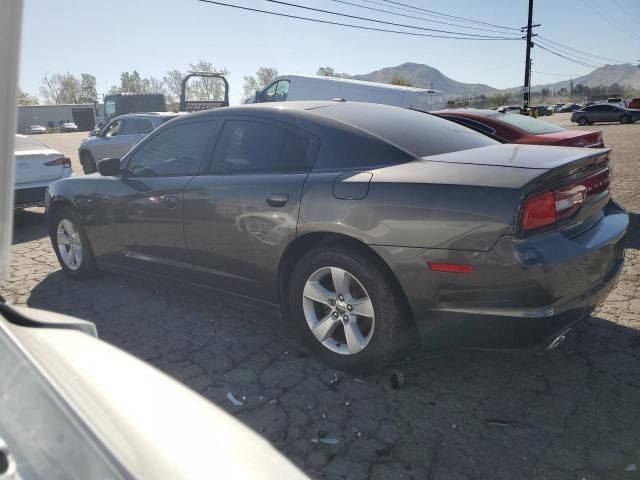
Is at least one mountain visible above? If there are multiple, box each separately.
[530,64,640,92]
[351,62,500,98]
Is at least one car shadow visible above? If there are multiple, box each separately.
[626,212,640,250]
[23,254,640,478]
[12,208,48,245]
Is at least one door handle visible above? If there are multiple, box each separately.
[161,195,178,209]
[266,193,289,207]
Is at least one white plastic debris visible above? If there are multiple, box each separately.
[354,378,364,383]
[625,464,637,472]
[318,438,339,445]
[330,374,339,385]
[226,392,244,406]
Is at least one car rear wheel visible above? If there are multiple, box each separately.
[80,151,97,174]
[289,247,410,372]
[577,117,589,126]
[620,114,631,124]
[49,207,98,279]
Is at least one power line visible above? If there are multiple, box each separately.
[581,0,639,42]
[377,0,520,31]
[327,0,516,35]
[263,0,520,39]
[538,35,631,64]
[197,0,521,40]
[535,42,603,69]
[532,70,583,77]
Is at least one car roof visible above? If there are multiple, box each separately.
[434,108,501,118]
[117,112,184,120]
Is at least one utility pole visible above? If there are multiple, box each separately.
[521,0,540,109]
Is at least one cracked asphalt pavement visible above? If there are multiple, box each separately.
[2,115,640,479]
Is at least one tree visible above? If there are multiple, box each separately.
[488,93,513,108]
[390,75,412,87]
[316,66,349,78]
[540,87,551,99]
[39,73,81,104]
[242,66,279,101]
[79,73,97,103]
[163,69,184,104]
[17,88,38,105]
[187,60,229,101]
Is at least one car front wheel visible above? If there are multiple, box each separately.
[620,114,631,124]
[80,151,97,174]
[577,117,589,126]
[49,207,98,278]
[289,247,411,372]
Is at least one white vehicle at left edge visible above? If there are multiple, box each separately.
[14,134,72,209]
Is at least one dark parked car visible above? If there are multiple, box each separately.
[45,101,628,372]
[571,104,640,125]
[496,105,526,114]
[559,103,581,113]
[434,109,604,147]
[528,105,552,116]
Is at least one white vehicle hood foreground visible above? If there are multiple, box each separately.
[0,304,308,480]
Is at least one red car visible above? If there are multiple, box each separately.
[628,98,640,109]
[433,109,604,148]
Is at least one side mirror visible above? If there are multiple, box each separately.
[97,158,122,176]
[254,90,264,103]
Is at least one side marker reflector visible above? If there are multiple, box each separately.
[428,262,473,274]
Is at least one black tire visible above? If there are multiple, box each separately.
[49,206,99,279]
[577,117,589,126]
[620,114,631,124]
[288,246,412,373]
[80,151,97,174]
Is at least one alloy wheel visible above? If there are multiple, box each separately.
[302,266,375,355]
[57,218,83,271]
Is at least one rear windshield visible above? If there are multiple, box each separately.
[493,113,564,135]
[313,103,497,157]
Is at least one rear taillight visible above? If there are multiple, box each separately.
[45,156,71,168]
[521,167,610,233]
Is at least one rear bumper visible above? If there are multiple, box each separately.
[372,201,628,350]
[14,186,48,208]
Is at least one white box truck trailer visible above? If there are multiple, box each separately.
[250,75,445,112]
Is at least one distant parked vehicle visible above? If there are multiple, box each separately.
[78,112,180,174]
[628,98,640,109]
[14,134,72,208]
[250,74,446,112]
[88,119,109,137]
[571,104,640,125]
[496,105,526,114]
[104,92,167,119]
[553,103,564,113]
[559,103,581,113]
[606,97,625,107]
[434,109,604,147]
[528,105,552,116]
[25,124,46,134]
[60,122,78,132]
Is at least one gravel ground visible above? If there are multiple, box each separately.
[3,114,639,479]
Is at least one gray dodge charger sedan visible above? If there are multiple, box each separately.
[45,102,628,372]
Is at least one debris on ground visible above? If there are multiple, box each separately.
[226,392,244,406]
[354,378,364,383]
[268,398,278,405]
[318,430,327,438]
[485,418,513,427]
[318,438,339,445]
[390,370,404,390]
[625,464,637,471]
[328,373,340,391]
[352,427,362,438]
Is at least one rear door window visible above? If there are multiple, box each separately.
[208,119,314,174]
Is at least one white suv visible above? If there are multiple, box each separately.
[78,113,179,174]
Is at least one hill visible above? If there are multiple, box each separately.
[351,62,500,98]
[530,64,640,92]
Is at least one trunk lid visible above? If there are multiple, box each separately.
[15,149,65,184]
[534,130,603,148]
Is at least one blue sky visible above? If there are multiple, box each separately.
[19,0,639,102]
